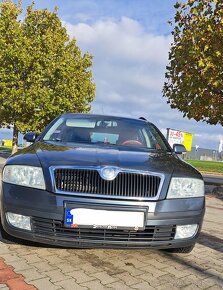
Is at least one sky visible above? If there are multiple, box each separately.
[1,0,222,150]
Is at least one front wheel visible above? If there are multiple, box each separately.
[0,219,15,243]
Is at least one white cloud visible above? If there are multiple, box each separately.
[194,133,223,143]
[63,17,222,150]
[65,17,171,64]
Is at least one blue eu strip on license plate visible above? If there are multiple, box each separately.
[65,209,73,225]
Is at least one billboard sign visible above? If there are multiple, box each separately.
[167,128,193,151]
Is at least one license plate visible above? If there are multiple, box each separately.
[65,208,145,230]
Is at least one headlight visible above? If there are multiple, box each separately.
[167,177,204,199]
[3,165,45,190]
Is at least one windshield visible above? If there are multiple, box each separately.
[43,116,169,151]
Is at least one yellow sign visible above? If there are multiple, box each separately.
[167,128,193,151]
[183,132,193,151]
[3,139,12,147]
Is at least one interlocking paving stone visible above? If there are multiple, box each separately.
[41,270,69,283]
[55,278,88,290]
[67,270,96,284]
[106,281,133,290]
[30,277,62,290]
[22,268,46,283]
[81,280,114,290]
[132,281,159,290]
[113,272,143,286]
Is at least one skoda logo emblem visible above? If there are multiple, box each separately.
[100,167,118,181]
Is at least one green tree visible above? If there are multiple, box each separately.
[0,1,95,153]
[163,0,223,126]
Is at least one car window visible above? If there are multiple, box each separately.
[91,132,119,144]
[43,116,169,151]
[43,117,65,141]
[66,119,96,128]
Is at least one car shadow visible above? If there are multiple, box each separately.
[198,232,223,253]
[0,152,10,159]
[211,191,223,200]
[206,190,223,201]
[0,219,51,248]
[163,250,223,286]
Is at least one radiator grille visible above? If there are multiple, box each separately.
[53,168,161,198]
[32,217,176,244]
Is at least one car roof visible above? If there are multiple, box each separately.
[60,113,152,125]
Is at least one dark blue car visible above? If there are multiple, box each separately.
[0,114,205,252]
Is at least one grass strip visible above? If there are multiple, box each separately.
[0,146,12,153]
[186,159,223,174]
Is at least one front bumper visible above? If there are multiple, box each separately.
[0,183,205,249]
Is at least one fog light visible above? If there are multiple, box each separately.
[175,224,198,239]
[6,212,31,231]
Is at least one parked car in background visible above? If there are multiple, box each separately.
[0,114,205,252]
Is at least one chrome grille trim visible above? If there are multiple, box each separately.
[49,166,165,201]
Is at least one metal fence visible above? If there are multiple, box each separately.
[185,147,223,161]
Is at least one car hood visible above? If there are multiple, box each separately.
[7,141,202,194]
[7,142,200,178]
[28,142,197,177]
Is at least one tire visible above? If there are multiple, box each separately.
[163,244,195,254]
[0,218,26,244]
[0,218,46,247]
[0,220,15,243]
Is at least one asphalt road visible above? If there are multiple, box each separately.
[203,175,223,186]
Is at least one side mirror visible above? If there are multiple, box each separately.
[23,132,38,143]
[173,144,187,154]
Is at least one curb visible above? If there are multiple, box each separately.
[212,186,223,194]
[201,171,223,177]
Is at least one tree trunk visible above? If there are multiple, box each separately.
[11,123,18,154]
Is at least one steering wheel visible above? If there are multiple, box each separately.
[121,140,143,146]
